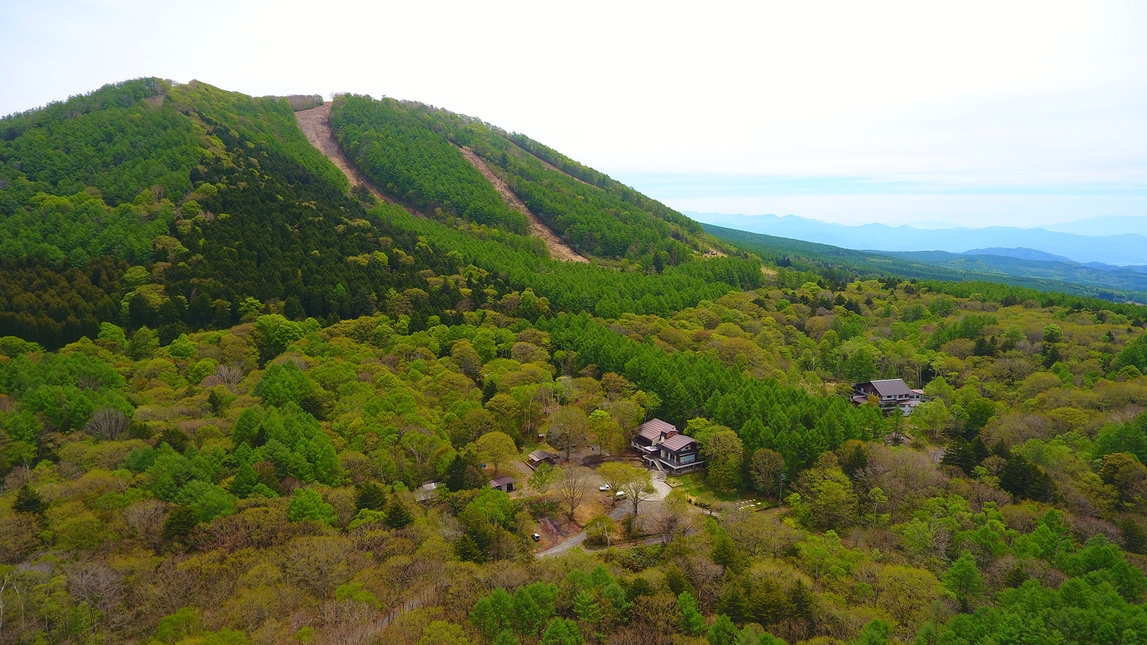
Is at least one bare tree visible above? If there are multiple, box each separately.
[123,499,167,551]
[620,468,655,517]
[653,491,693,544]
[554,466,591,521]
[65,562,124,630]
[84,408,129,440]
[201,363,245,389]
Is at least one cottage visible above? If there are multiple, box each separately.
[851,378,924,415]
[631,418,677,453]
[414,481,439,503]
[655,433,704,475]
[489,476,515,493]
[631,418,706,474]
[527,449,560,469]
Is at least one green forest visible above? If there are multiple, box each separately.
[2,78,1147,645]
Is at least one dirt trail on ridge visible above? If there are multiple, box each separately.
[296,103,589,264]
[295,103,401,207]
[457,146,589,263]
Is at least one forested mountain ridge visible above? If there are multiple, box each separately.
[3,78,1147,645]
[328,94,724,266]
[0,80,749,351]
[705,223,1147,306]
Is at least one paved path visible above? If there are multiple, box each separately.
[537,471,671,558]
[537,505,629,558]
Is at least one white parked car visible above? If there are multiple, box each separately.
[599,484,611,491]
[614,490,626,499]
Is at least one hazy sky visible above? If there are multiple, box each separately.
[3,0,1145,227]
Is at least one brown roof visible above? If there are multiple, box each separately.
[660,434,696,452]
[861,379,914,397]
[529,450,558,461]
[490,476,515,487]
[637,418,676,441]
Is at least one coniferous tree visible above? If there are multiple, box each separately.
[13,485,47,515]
[355,482,388,511]
[943,552,984,612]
[384,496,413,529]
[229,462,258,498]
[677,591,706,636]
[162,504,197,540]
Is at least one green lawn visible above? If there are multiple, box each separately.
[666,472,743,503]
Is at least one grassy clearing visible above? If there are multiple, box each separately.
[666,472,742,503]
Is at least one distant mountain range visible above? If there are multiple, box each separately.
[688,212,1147,266]
[702,223,1147,304]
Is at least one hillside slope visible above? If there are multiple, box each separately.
[0,79,758,349]
[4,78,1147,645]
[328,95,725,267]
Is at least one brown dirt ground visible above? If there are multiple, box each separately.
[295,103,409,210]
[457,146,589,264]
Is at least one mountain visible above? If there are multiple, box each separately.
[689,211,1147,265]
[0,79,753,350]
[960,247,1075,263]
[5,78,1147,645]
[702,223,1147,304]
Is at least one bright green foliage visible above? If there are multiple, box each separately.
[334,95,717,263]
[6,75,1147,645]
[0,79,199,207]
[853,618,891,645]
[331,95,528,234]
[677,591,706,636]
[0,192,174,265]
[228,403,341,485]
[703,429,744,491]
[738,627,787,645]
[707,614,739,645]
[790,453,860,530]
[943,552,985,612]
[931,576,1147,644]
[230,461,259,498]
[254,315,306,362]
[518,583,559,637]
[546,313,879,464]
[154,607,201,643]
[1115,334,1147,373]
[540,617,582,645]
[471,588,515,639]
[177,480,238,523]
[492,631,520,645]
[573,590,603,627]
[288,488,336,524]
[334,582,381,608]
[476,430,518,476]
[457,488,519,562]
[418,620,472,645]
[254,361,314,407]
[0,351,130,432]
[507,133,708,263]
[1095,414,1147,463]
[528,462,555,494]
